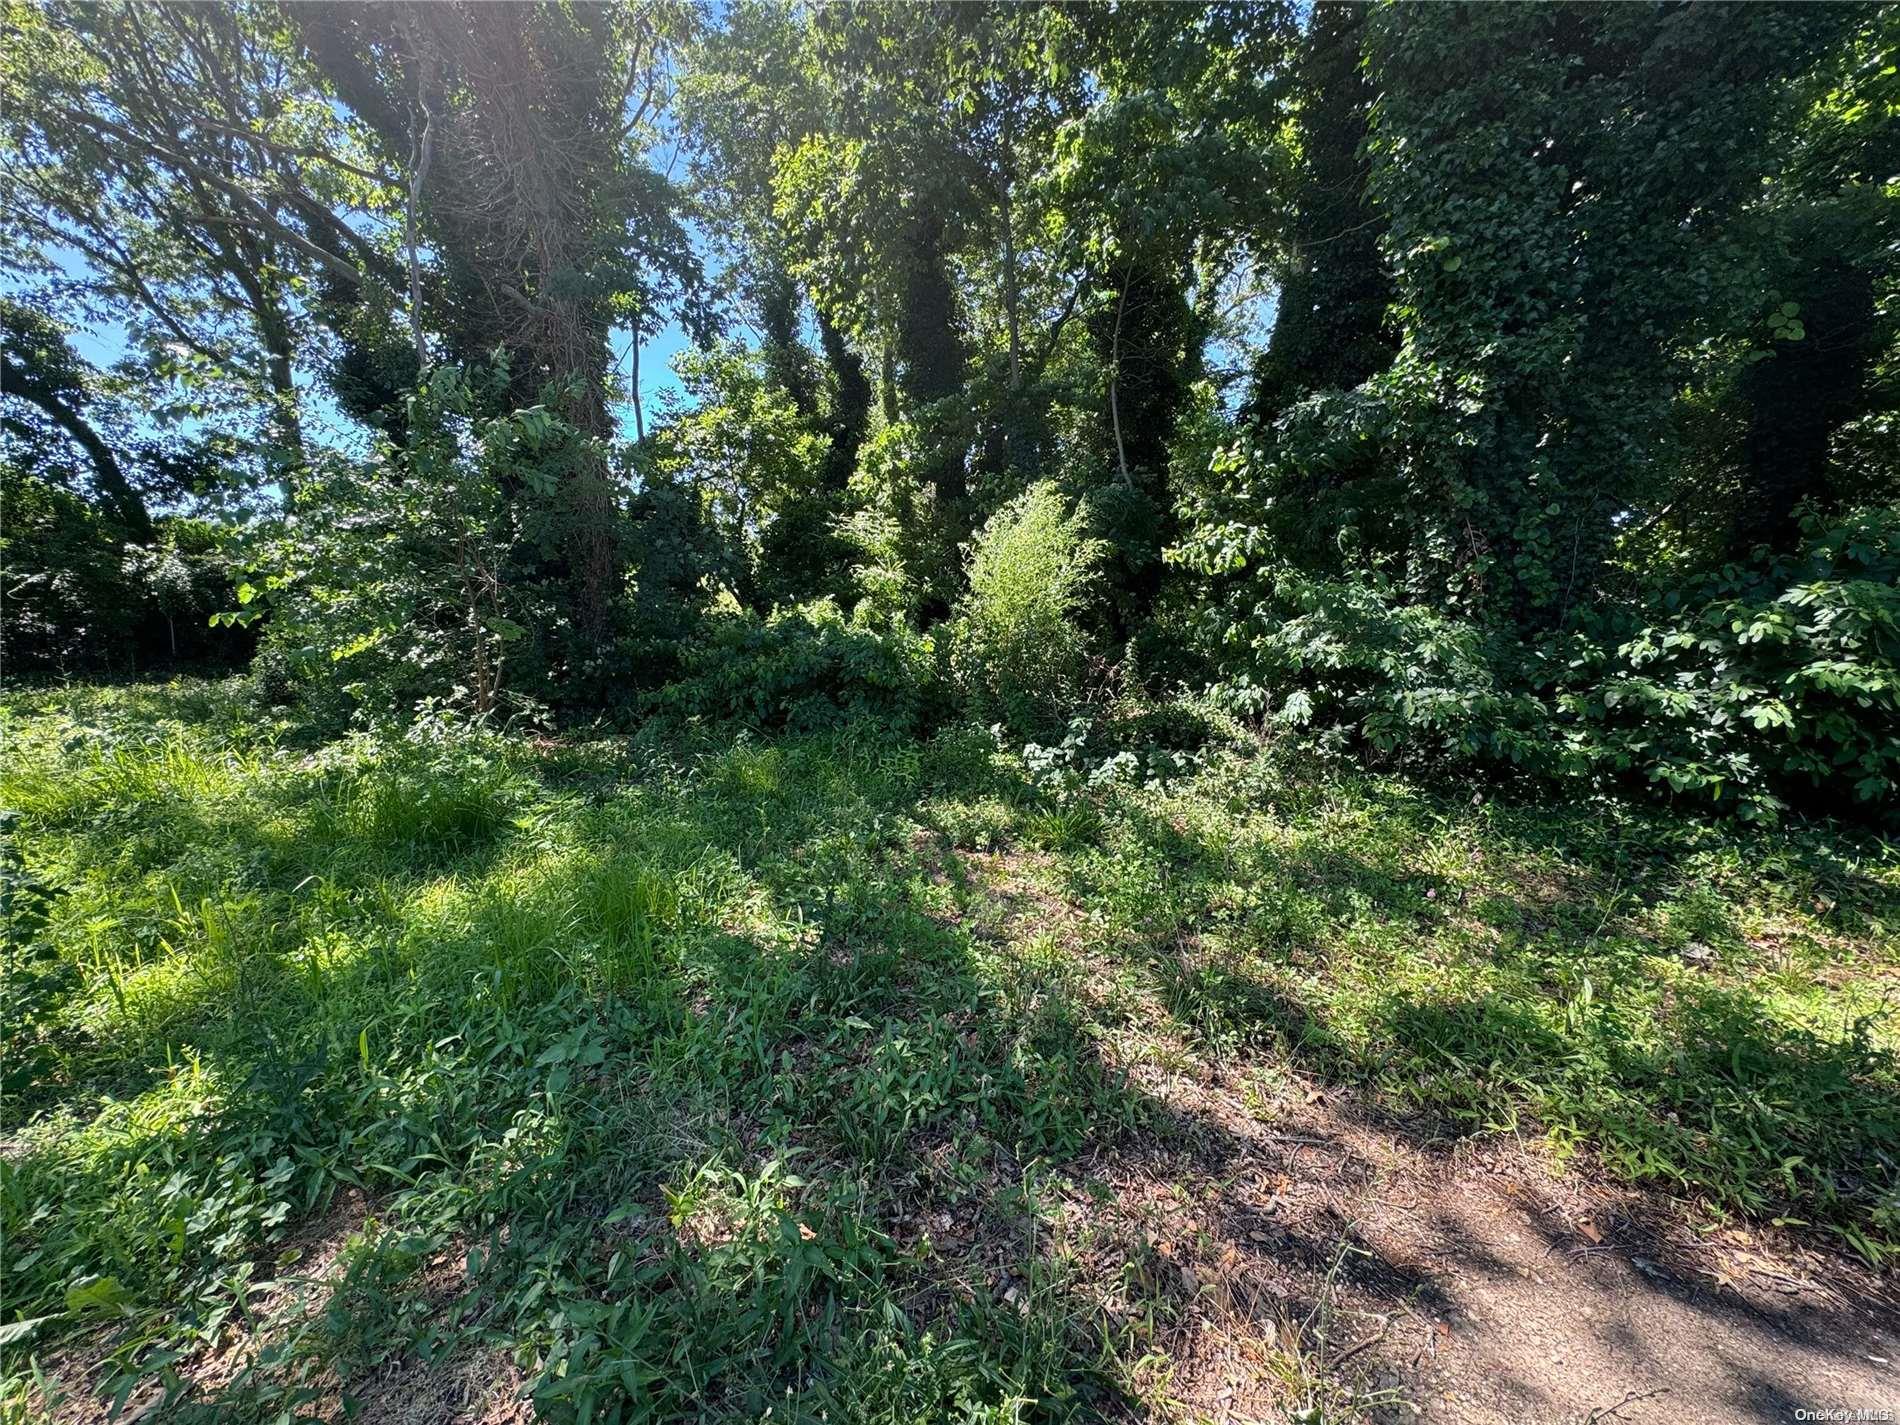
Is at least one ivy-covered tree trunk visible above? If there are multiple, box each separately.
[1087,244,1200,633]
[756,262,817,422]
[890,199,973,620]
[815,307,872,493]
[1245,0,1393,425]
[894,203,968,500]
[1363,0,1857,630]
[293,0,686,661]
[1736,212,1885,554]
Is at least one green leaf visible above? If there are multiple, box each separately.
[65,1275,133,1316]
[0,1315,61,1346]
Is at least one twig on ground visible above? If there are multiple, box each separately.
[1583,1386,1668,1424]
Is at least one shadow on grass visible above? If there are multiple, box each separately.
[1079,790,1900,1260]
[6,725,1161,1422]
[8,708,1896,1423]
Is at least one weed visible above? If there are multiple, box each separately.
[1,678,1894,1421]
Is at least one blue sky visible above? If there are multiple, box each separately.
[16,245,698,455]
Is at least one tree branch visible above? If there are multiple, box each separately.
[56,107,367,290]
[0,352,152,538]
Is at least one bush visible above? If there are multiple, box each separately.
[0,470,248,675]
[1176,505,1900,822]
[654,599,940,733]
[949,482,1106,737]
[1560,505,1900,819]
[221,365,553,727]
[0,468,141,671]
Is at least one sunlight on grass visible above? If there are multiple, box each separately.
[3,679,1896,1418]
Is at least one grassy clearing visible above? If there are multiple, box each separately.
[2,680,1896,1421]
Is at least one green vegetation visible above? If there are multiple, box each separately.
[3,0,1897,1417]
[3,682,1895,1418]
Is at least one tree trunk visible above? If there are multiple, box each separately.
[1243,0,1394,428]
[816,307,871,491]
[295,1,636,660]
[758,263,816,419]
[1736,235,1878,553]
[895,203,967,509]
[1109,278,1132,488]
[259,311,305,489]
[629,333,644,442]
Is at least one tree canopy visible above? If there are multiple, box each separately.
[2,0,1895,818]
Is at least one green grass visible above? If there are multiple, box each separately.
[2,679,1896,1421]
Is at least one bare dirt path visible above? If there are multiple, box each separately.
[1066,1046,1899,1424]
[973,848,1900,1425]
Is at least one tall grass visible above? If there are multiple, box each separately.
[1,678,1895,1421]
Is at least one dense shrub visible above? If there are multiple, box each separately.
[1560,506,1900,818]
[0,471,246,675]
[1177,505,1899,822]
[0,469,140,671]
[654,599,939,733]
[949,482,1106,737]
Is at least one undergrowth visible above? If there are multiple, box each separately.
[1,679,1894,1421]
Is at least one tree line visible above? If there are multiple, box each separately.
[3,0,1895,819]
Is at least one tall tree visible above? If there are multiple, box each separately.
[0,1,395,482]
[289,0,703,655]
[1359,0,1863,625]
[1049,1,1295,626]
[1245,0,1394,425]
[1732,6,1899,553]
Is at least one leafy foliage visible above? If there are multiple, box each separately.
[221,364,564,724]
[655,600,939,735]
[1178,504,1900,822]
[1563,506,1900,817]
[951,482,1107,738]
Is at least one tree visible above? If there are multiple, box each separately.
[0,299,150,538]
[1731,6,1899,553]
[0,1,397,481]
[1045,1,1295,628]
[1244,0,1394,424]
[677,0,870,599]
[289,0,704,659]
[1354,0,1864,625]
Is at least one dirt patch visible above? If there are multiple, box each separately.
[1057,1063,1899,1423]
[325,1349,531,1425]
[971,849,1900,1424]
